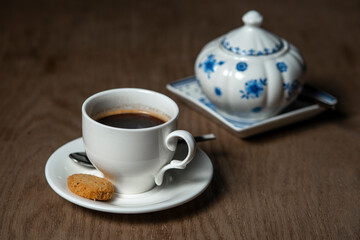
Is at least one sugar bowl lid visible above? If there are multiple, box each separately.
[220,10,284,56]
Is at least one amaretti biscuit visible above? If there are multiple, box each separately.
[67,174,114,201]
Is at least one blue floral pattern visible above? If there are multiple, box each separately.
[283,80,300,101]
[221,37,283,56]
[276,62,287,72]
[252,107,262,113]
[240,78,267,99]
[236,62,248,72]
[214,87,222,96]
[198,54,225,79]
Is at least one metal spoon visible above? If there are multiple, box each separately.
[69,152,93,168]
[69,133,216,168]
[300,84,337,110]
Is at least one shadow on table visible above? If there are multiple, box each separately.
[78,150,227,222]
[244,108,347,143]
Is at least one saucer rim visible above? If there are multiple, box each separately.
[45,138,213,214]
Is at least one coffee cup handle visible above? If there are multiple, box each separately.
[154,130,196,186]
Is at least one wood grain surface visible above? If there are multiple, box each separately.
[0,0,359,239]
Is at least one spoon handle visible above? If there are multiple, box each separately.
[184,133,216,143]
[300,84,337,110]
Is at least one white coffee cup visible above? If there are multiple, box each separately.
[82,88,196,194]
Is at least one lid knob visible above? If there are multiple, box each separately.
[242,10,263,27]
[220,9,283,56]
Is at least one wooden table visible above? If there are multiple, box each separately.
[1,0,359,239]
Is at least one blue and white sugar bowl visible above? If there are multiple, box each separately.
[195,10,306,121]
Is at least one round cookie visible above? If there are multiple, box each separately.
[67,174,114,201]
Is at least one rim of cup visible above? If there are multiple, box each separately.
[82,88,179,132]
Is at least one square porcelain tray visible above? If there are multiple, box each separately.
[166,76,337,138]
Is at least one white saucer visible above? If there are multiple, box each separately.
[167,76,337,138]
[45,138,213,214]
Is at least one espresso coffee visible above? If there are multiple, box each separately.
[95,110,167,129]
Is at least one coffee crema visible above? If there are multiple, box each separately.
[93,109,168,129]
